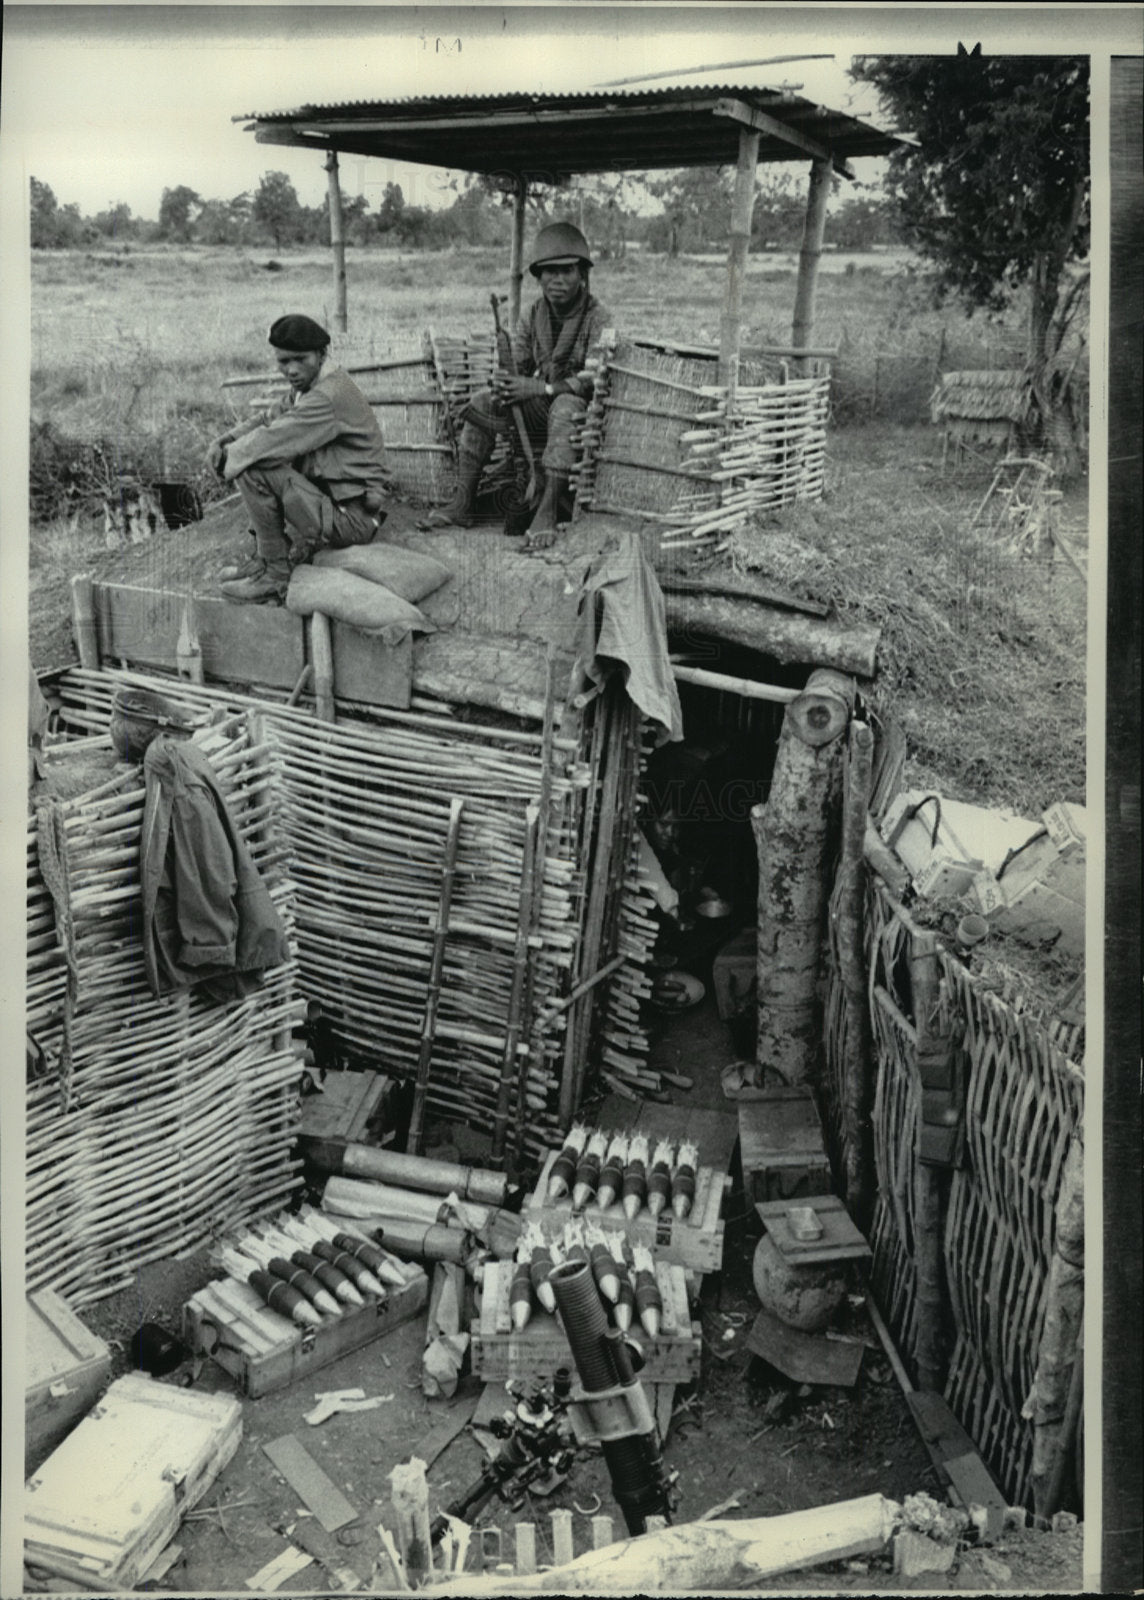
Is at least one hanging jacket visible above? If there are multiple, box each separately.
[140,736,290,1003]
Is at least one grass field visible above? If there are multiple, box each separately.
[28,243,1088,823]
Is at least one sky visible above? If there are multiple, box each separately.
[3,4,1137,221]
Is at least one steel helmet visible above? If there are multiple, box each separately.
[528,221,593,277]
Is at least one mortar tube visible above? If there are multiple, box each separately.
[549,1262,672,1537]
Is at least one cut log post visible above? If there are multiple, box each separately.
[719,125,761,389]
[792,158,833,371]
[663,594,878,677]
[908,932,950,1393]
[326,151,348,333]
[1029,1132,1085,1520]
[835,720,876,1222]
[310,612,335,721]
[429,1494,901,1593]
[752,670,855,1086]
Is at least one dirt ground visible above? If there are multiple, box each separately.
[28,985,1084,1596]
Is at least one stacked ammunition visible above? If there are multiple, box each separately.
[546,1126,700,1221]
[507,1219,664,1340]
[211,1207,410,1331]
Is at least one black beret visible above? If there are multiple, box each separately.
[268,314,330,352]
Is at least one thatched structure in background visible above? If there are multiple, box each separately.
[931,368,1032,457]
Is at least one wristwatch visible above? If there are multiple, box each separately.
[544,382,555,398]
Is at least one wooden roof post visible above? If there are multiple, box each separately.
[792,157,833,371]
[325,150,348,333]
[718,124,761,392]
[510,175,528,327]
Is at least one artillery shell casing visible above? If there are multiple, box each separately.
[251,1269,323,1329]
[547,1145,579,1200]
[571,1151,601,1211]
[647,1161,672,1218]
[671,1164,696,1219]
[529,1247,557,1313]
[292,1250,365,1308]
[596,1154,624,1211]
[621,1159,647,1219]
[590,1242,620,1304]
[613,1275,635,1332]
[510,1260,534,1330]
[634,1268,662,1338]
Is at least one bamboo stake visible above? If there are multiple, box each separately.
[493,802,540,1163]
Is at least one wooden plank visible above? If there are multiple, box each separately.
[263,1434,358,1532]
[417,1392,482,1471]
[755,1195,871,1264]
[330,623,413,710]
[712,97,857,180]
[905,1391,1007,1534]
[94,582,305,689]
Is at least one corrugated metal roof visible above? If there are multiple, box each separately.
[235,84,900,176]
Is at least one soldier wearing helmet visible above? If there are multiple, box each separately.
[427,221,611,549]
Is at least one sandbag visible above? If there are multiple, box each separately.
[313,541,453,603]
[286,563,434,645]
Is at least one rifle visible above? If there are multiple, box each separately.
[490,294,538,506]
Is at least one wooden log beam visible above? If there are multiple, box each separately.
[792,158,834,367]
[428,1494,900,1593]
[712,97,856,181]
[836,720,876,1222]
[752,670,855,1085]
[663,594,879,677]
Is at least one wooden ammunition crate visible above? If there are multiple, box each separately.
[471,1259,700,1385]
[738,1088,833,1203]
[183,1268,428,1399]
[24,1374,242,1590]
[25,1288,112,1476]
[523,1151,727,1274]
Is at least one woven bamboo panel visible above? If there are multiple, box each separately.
[820,878,1084,1507]
[575,338,829,552]
[940,958,1084,1505]
[26,713,304,1307]
[53,668,667,1159]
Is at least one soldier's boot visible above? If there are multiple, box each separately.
[219,557,290,604]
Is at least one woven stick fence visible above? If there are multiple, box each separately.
[573,338,829,556]
[53,667,666,1162]
[821,876,1084,1506]
[27,712,304,1307]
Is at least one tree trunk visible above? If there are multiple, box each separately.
[753,671,854,1086]
[663,594,878,677]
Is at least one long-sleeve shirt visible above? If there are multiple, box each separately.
[510,292,611,402]
[224,364,388,501]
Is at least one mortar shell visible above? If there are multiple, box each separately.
[547,1145,578,1201]
[312,1240,386,1300]
[671,1164,696,1219]
[596,1155,624,1211]
[510,1259,534,1330]
[251,1270,323,1329]
[647,1162,672,1218]
[529,1246,557,1313]
[267,1257,341,1317]
[634,1268,662,1338]
[292,1250,365,1308]
[621,1160,647,1219]
[571,1152,601,1211]
[589,1242,620,1304]
[333,1231,405,1285]
[613,1275,635,1332]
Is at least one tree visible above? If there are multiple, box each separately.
[850,53,1089,449]
[30,177,91,248]
[253,171,302,251]
[158,185,202,242]
[93,202,137,242]
[647,167,732,255]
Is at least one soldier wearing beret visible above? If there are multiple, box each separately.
[207,315,390,603]
[427,222,611,550]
